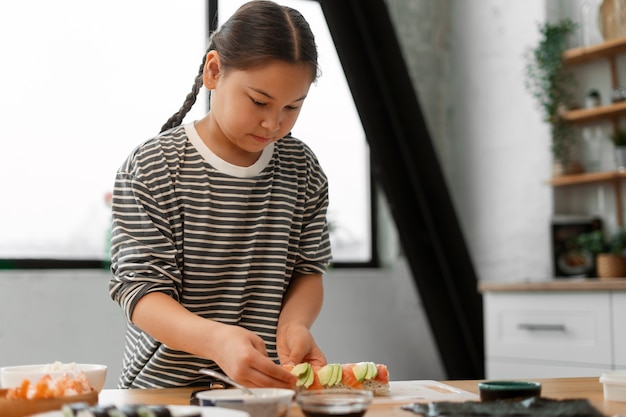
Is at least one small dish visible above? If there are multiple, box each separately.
[478,380,541,401]
[295,389,373,417]
[0,388,98,417]
[197,388,294,417]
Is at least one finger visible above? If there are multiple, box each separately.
[250,361,297,387]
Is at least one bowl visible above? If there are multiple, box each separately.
[295,389,373,417]
[478,380,541,401]
[197,388,295,417]
[0,363,107,392]
[600,370,626,402]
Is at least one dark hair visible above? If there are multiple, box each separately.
[160,0,319,133]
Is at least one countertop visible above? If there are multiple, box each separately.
[479,278,626,292]
[95,376,626,417]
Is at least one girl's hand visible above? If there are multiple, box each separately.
[208,323,297,388]
[276,322,326,367]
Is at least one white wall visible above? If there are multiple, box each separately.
[0,263,443,389]
[447,1,553,283]
[0,270,127,389]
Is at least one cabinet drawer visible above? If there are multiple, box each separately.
[484,292,612,365]
[613,292,626,367]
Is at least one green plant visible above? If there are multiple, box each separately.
[612,129,626,147]
[524,19,578,163]
[576,228,626,255]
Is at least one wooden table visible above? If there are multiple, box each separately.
[98,377,626,417]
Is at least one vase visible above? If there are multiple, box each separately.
[615,146,626,170]
[600,0,626,40]
[596,253,626,278]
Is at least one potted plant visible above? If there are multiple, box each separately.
[524,19,579,176]
[577,228,626,278]
[612,128,626,169]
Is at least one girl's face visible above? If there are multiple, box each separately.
[199,51,314,167]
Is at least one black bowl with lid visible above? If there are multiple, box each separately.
[478,380,542,401]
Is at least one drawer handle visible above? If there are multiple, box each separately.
[518,323,566,331]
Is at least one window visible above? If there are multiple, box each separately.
[0,1,207,264]
[0,0,374,266]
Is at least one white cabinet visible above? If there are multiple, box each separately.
[483,290,624,379]
[613,292,626,368]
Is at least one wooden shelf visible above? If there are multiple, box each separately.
[554,38,626,227]
[561,37,626,125]
[549,169,626,226]
[562,36,626,66]
[549,170,626,186]
[561,101,626,124]
[562,36,626,104]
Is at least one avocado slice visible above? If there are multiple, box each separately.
[318,364,333,385]
[352,362,368,382]
[322,363,341,386]
[365,362,378,380]
[330,364,342,386]
[291,362,312,387]
[304,365,315,388]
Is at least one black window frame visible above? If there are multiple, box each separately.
[0,0,380,270]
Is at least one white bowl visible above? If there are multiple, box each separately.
[197,388,295,417]
[0,363,107,392]
[600,370,626,402]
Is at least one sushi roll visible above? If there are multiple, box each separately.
[285,361,390,395]
[63,404,201,417]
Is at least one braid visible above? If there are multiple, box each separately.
[160,56,207,133]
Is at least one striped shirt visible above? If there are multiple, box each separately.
[109,123,332,388]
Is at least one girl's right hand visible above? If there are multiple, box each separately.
[207,322,297,389]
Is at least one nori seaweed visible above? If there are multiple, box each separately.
[401,397,606,417]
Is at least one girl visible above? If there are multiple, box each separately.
[109,0,332,389]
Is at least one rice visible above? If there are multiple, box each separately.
[295,380,390,396]
[40,361,79,373]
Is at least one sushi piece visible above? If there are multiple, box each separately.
[89,405,117,417]
[61,402,91,417]
[109,405,143,417]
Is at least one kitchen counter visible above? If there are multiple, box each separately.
[479,278,626,292]
[96,377,626,417]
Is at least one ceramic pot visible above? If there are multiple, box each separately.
[552,160,585,177]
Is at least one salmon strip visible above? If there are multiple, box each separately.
[308,365,324,390]
[341,363,363,389]
[374,364,389,382]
